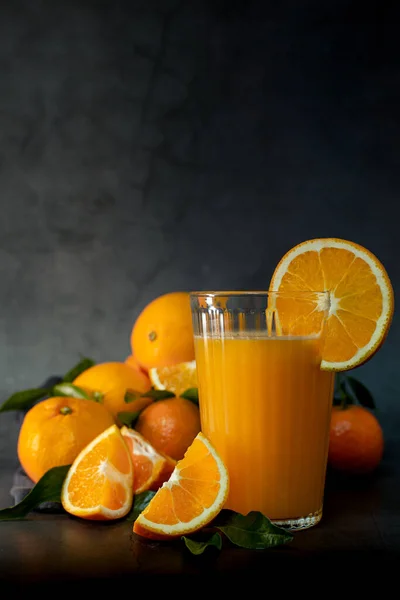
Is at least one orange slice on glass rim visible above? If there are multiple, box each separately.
[148,360,197,397]
[61,424,133,520]
[133,432,229,539]
[269,238,394,371]
[120,426,176,494]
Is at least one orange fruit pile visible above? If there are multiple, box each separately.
[133,432,229,539]
[11,238,394,530]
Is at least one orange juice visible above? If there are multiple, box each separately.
[194,332,335,523]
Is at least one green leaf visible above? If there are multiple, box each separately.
[124,390,143,404]
[0,465,70,520]
[142,389,176,401]
[52,383,91,400]
[333,374,353,409]
[127,491,156,522]
[117,411,142,428]
[344,375,376,409]
[62,357,95,383]
[0,387,50,413]
[124,389,175,404]
[214,510,293,550]
[333,395,346,407]
[180,388,199,405]
[182,532,222,554]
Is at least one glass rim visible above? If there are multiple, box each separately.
[189,290,329,297]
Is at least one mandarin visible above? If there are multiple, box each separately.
[130,292,195,371]
[73,361,152,424]
[135,396,201,461]
[328,404,384,474]
[17,396,116,483]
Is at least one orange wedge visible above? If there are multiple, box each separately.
[120,426,176,494]
[148,360,197,397]
[61,424,133,520]
[133,432,229,539]
[269,238,394,371]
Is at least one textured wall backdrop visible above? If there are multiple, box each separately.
[0,1,398,494]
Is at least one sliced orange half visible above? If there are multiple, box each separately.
[120,426,176,494]
[61,424,133,520]
[269,238,394,371]
[133,432,229,539]
[148,360,197,397]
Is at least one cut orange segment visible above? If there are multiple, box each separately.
[269,238,394,371]
[133,432,229,539]
[148,360,197,397]
[120,426,176,494]
[61,424,133,520]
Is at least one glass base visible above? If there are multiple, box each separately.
[271,507,323,531]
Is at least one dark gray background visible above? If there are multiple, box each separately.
[0,0,399,505]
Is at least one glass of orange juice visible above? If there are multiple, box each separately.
[190,290,335,530]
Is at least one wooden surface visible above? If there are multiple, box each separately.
[1,378,400,590]
[1,449,400,591]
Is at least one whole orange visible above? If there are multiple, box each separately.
[135,397,201,461]
[328,404,384,474]
[125,353,148,376]
[73,361,152,423]
[17,396,115,483]
[130,292,195,371]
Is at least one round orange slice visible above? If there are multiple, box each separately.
[148,360,197,397]
[269,238,394,371]
[133,432,229,539]
[61,424,133,520]
[120,426,176,494]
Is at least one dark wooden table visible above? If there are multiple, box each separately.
[1,445,400,592]
[1,387,400,593]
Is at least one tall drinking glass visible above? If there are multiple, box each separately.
[190,291,335,530]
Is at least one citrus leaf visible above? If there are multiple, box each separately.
[117,411,142,428]
[344,375,376,409]
[127,491,156,522]
[0,465,70,520]
[142,389,175,401]
[333,395,349,407]
[0,387,51,413]
[180,388,199,405]
[52,383,91,400]
[214,510,293,549]
[182,532,222,554]
[124,390,143,404]
[62,357,95,383]
[333,374,354,409]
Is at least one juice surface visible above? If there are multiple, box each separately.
[194,332,335,520]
